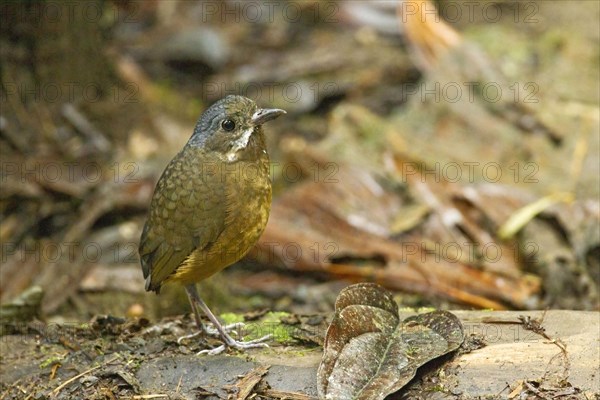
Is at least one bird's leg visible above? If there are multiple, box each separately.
[177,285,244,344]
[177,286,209,343]
[184,284,272,355]
[187,285,207,331]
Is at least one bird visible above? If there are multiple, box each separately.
[139,95,285,354]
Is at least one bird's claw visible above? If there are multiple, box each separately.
[177,331,202,344]
[196,334,273,356]
[177,322,246,344]
[206,322,245,336]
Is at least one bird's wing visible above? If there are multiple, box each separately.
[139,149,226,292]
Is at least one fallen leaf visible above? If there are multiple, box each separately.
[317,283,463,400]
[498,192,574,239]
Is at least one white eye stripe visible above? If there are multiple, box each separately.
[226,127,254,161]
[232,127,253,149]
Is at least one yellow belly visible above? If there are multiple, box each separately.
[169,215,268,284]
[168,161,271,285]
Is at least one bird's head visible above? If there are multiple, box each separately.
[188,95,285,161]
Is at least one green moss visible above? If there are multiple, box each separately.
[39,355,64,369]
[262,311,291,321]
[428,385,445,392]
[218,311,297,344]
[219,312,245,325]
[126,357,143,371]
[250,312,295,343]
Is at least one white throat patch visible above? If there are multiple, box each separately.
[226,127,254,162]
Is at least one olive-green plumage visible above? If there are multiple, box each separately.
[139,96,284,296]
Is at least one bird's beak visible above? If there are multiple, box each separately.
[251,108,286,126]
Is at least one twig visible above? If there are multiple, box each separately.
[51,354,121,397]
[49,363,61,380]
[524,380,552,400]
[257,388,318,400]
[175,374,183,393]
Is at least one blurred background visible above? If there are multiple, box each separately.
[1,0,598,327]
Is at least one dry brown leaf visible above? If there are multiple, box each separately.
[317,283,463,400]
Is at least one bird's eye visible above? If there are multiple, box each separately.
[221,119,236,131]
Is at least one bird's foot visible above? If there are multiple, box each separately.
[206,322,245,336]
[197,333,273,356]
[177,322,245,344]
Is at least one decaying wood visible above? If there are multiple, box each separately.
[226,365,270,400]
